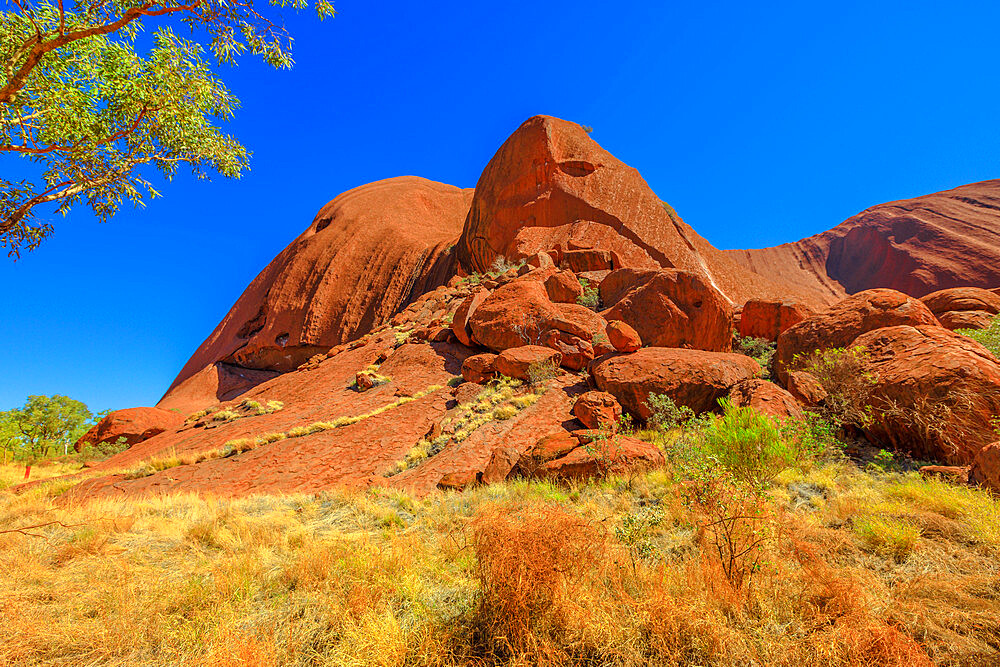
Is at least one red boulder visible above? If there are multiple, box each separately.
[738,299,815,341]
[606,320,642,353]
[727,379,803,420]
[600,269,734,351]
[572,391,623,430]
[590,347,760,417]
[493,346,562,382]
[461,353,498,384]
[544,270,584,303]
[75,407,184,452]
[775,289,939,381]
[969,442,1000,493]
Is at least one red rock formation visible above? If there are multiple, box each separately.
[544,270,584,303]
[919,287,1000,331]
[728,180,1000,304]
[159,176,473,411]
[532,436,664,481]
[775,289,939,381]
[606,320,641,353]
[493,346,562,382]
[969,442,1000,493]
[590,348,760,417]
[937,310,995,331]
[456,115,816,306]
[572,391,623,430]
[727,379,803,420]
[74,407,185,452]
[738,300,815,342]
[461,353,497,384]
[851,325,1000,463]
[601,268,734,351]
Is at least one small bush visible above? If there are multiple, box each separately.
[576,277,601,310]
[957,314,1000,357]
[492,405,517,420]
[733,332,775,378]
[792,346,877,430]
[645,393,695,430]
[700,399,801,489]
[526,358,560,386]
[211,409,239,422]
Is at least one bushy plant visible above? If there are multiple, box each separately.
[957,314,1000,357]
[526,358,560,386]
[699,399,801,489]
[791,346,877,430]
[645,393,695,430]
[576,277,601,310]
[733,332,775,378]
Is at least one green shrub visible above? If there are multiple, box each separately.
[699,399,801,489]
[576,277,601,310]
[791,346,877,430]
[957,314,1000,357]
[645,393,695,430]
[733,333,775,378]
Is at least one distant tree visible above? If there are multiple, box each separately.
[10,394,92,459]
[0,0,336,258]
[0,409,21,464]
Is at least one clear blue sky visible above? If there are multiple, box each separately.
[3,0,999,413]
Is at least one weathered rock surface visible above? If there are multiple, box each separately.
[591,348,760,417]
[159,176,473,411]
[775,289,939,381]
[937,310,995,331]
[738,299,815,342]
[727,379,803,420]
[493,346,562,382]
[461,353,497,384]
[544,271,584,303]
[572,391,623,430]
[851,325,1000,463]
[601,269,733,351]
[969,442,1000,493]
[469,280,561,351]
[455,115,817,306]
[728,180,1000,304]
[532,436,664,481]
[75,407,185,452]
[919,287,1000,331]
[606,320,641,353]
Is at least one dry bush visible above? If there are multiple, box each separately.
[791,346,877,430]
[471,500,606,659]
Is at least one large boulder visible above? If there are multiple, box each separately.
[544,271,584,303]
[919,287,1000,331]
[600,269,733,351]
[738,299,815,342]
[919,287,1000,317]
[590,348,760,417]
[606,320,642,353]
[969,443,1000,493]
[160,176,473,410]
[451,288,489,347]
[572,391,623,430]
[493,346,562,382]
[74,407,184,452]
[532,436,664,481]
[851,325,1000,463]
[775,289,939,381]
[728,379,803,420]
[469,280,562,350]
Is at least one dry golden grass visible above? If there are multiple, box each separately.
[0,460,998,665]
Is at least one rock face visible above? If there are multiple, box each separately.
[727,379,803,420]
[775,289,939,381]
[591,348,760,417]
[75,407,185,452]
[455,115,817,307]
[852,325,1000,463]
[728,180,1000,304]
[159,176,473,411]
[919,287,1000,331]
[600,269,734,351]
[969,443,1000,493]
[738,300,815,342]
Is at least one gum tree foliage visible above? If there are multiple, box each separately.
[7,394,93,458]
[1,0,335,258]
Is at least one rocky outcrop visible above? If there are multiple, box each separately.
[919,287,1000,331]
[600,269,733,351]
[852,325,1000,464]
[738,299,815,342]
[493,346,562,382]
[159,176,473,411]
[728,180,1000,304]
[727,379,803,420]
[74,407,185,452]
[455,115,818,307]
[775,289,939,381]
[591,348,760,417]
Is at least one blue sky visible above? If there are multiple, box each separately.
[3,0,999,412]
